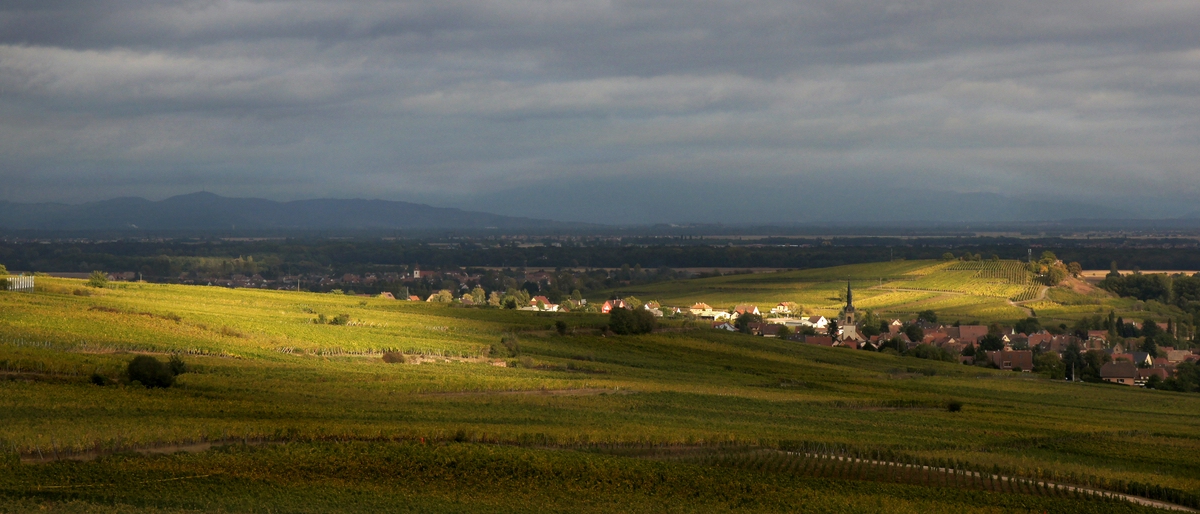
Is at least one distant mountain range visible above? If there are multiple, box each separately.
[0,192,580,231]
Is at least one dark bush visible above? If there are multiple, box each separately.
[946,400,963,412]
[609,308,656,335]
[126,356,174,388]
[382,351,407,363]
[329,313,351,325]
[554,320,568,335]
[501,334,520,355]
[89,372,108,386]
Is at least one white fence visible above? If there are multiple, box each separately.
[4,276,34,292]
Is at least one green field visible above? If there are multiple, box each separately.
[599,259,1180,326]
[598,260,1038,321]
[2,277,1199,511]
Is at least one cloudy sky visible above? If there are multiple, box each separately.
[1,1,1198,223]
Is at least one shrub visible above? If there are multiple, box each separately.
[555,320,568,335]
[89,373,108,386]
[329,314,351,325]
[946,400,963,412]
[126,356,174,388]
[168,355,188,375]
[501,334,520,355]
[86,271,108,288]
[72,288,92,296]
[382,352,407,364]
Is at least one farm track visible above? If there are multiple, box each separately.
[1008,285,1048,317]
[415,387,633,398]
[784,452,1197,513]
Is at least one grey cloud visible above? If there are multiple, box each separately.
[0,0,1198,221]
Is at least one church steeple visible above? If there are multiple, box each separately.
[840,278,859,326]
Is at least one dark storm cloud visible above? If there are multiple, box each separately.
[1,0,1198,222]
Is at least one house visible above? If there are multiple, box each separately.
[1139,366,1172,384]
[769,302,795,315]
[601,299,628,313]
[529,296,559,312]
[1100,361,1139,386]
[985,350,1034,372]
[746,323,782,337]
[1087,330,1109,345]
[800,316,829,331]
[713,322,737,331]
[1130,352,1154,368]
[888,319,904,334]
[802,335,835,346]
[956,325,988,344]
[733,305,760,317]
[377,292,396,300]
[408,295,421,301]
[690,303,730,320]
[1166,349,1192,363]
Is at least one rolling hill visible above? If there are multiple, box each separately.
[0,192,585,231]
[0,277,1197,511]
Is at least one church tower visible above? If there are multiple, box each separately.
[840,280,856,327]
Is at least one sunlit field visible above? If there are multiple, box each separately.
[2,276,1198,511]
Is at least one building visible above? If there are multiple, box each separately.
[838,281,856,327]
[601,299,628,313]
[733,305,760,318]
[1100,361,1139,386]
[985,350,1034,372]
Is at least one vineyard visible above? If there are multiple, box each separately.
[2,275,1200,511]
[600,259,1052,321]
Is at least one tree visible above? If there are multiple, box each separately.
[1014,317,1042,335]
[827,320,839,338]
[859,310,882,337]
[469,286,486,305]
[1034,352,1065,379]
[1067,262,1083,278]
[429,290,454,303]
[978,334,1004,352]
[609,307,656,335]
[488,291,503,307]
[1044,264,1068,286]
[941,252,955,261]
[1108,261,1121,278]
[0,264,7,276]
[908,344,954,362]
[917,310,938,324]
[777,326,792,339]
[126,356,174,388]
[903,324,924,344]
[734,312,763,334]
[622,296,643,310]
[87,270,108,288]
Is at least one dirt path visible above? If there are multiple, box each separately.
[415,387,633,398]
[788,451,1196,513]
[1007,285,1048,317]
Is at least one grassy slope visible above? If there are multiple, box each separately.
[2,278,1199,511]
[599,260,1175,325]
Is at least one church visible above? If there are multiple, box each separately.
[838,280,864,343]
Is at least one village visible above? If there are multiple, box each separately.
[91,265,1200,389]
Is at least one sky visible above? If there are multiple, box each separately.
[1,1,1198,223]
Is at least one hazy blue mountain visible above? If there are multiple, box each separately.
[0,192,578,231]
